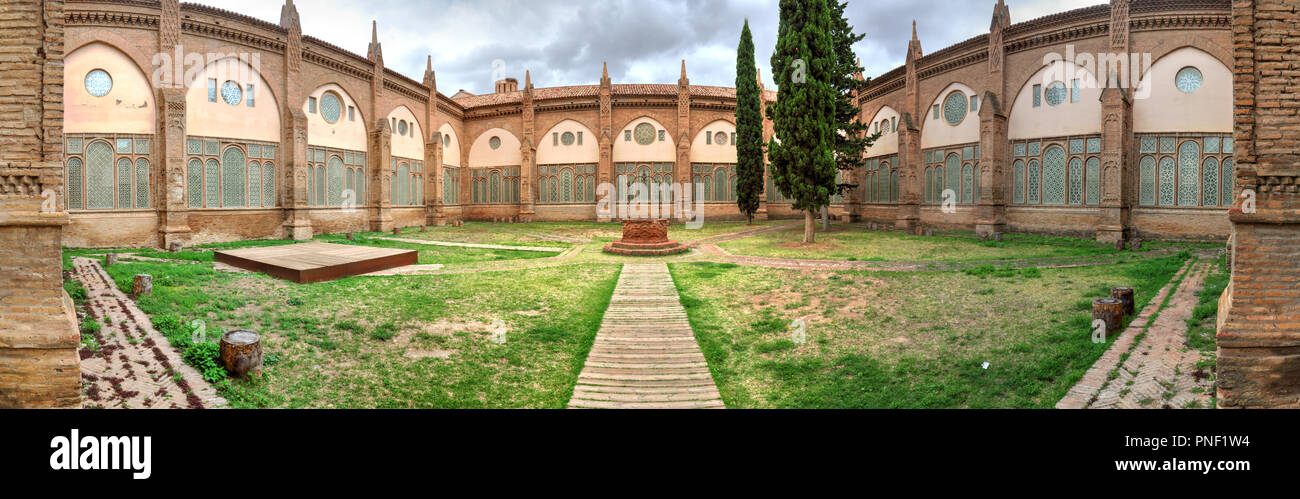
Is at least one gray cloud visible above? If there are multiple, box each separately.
[213,0,1101,95]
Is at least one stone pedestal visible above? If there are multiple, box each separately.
[603,219,688,256]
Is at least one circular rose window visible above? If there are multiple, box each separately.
[85,69,112,97]
[1175,66,1203,94]
[634,123,656,145]
[489,136,501,150]
[561,132,575,146]
[221,81,243,106]
[715,132,728,145]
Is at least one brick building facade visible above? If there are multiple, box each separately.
[855,0,1235,242]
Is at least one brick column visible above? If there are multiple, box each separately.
[895,113,922,233]
[676,61,692,221]
[280,1,312,240]
[424,58,444,226]
[597,63,614,222]
[975,93,1008,238]
[0,0,79,408]
[368,120,394,232]
[156,88,191,248]
[1096,86,1133,244]
[1216,0,1300,408]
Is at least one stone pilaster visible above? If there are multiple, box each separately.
[156,88,191,248]
[280,1,311,239]
[597,62,613,222]
[423,57,444,226]
[676,60,691,220]
[975,92,1008,238]
[368,119,394,232]
[1216,0,1300,408]
[1095,0,1134,245]
[896,23,923,233]
[520,71,536,218]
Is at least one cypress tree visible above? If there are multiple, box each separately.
[766,0,838,243]
[734,19,764,224]
[830,1,873,197]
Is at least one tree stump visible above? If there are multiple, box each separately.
[1093,298,1124,336]
[220,330,263,379]
[1111,286,1135,316]
[994,232,1003,242]
[169,242,183,253]
[105,253,119,266]
[1129,238,1142,251]
[346,232,354,241]
[419,225,426,232]
[132,274,152,297]
[393,227,401,236]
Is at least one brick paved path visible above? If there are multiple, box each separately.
[71,257,225,409]
[1057,259,1216,409]
[568,263,724,409]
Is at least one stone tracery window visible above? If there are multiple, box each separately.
[1136,134,1231,208]
[1010,136,1100,206]
[633,123,657,145]
[65,134,151,210]
[692,163,737,202]
[1175,66,1203,94]
[220,81,243,106]
[1044,81,1067,106]
[181,137,276,208]
[942,91,968,126]
[537,164,595,204]
[320,92,343,124]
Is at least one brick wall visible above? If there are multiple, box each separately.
[1216,0,1300,408]
[0,0,80,408]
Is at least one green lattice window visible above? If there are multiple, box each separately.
[1027,160,1040,204]
[1139,156,1156,205]
[262,162,275,207]
[1158,157,1175,206]
[221,147,246,207]
[1086,158,1100,205]
[1178,141,1200,206]
[66,158,83,209]
[1068,157,1083,205]
[116,158,132,209]
[248,161,261,207]
[1221,159,1234,207]
[1013,160,1025,204]
[328,156,345,206]
[205,159,219,208]
[961,164,973,203]
[135,158,150,208]
[1042,146,1065,204]
[85,141,115,209]
[1202,157,1219,207]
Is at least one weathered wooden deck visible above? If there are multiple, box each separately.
[214,242,417,283]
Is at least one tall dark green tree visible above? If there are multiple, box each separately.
[766,0,838,242]
[734,19,764,224]
[830,1,875,196]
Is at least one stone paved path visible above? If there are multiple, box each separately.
[568,263,724,409]
[71,257,225,409]
[1057,258,1216,409]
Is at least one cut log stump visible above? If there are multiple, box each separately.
[220,330,263,379]
[132,274,152,296]
[105,253,119,266]
[1093,297,1124,336]
[1111,286,1135,316]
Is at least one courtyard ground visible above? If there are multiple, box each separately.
[61,221,1223,409]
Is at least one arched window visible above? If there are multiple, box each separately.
[1042,146,1066,204]
[560,169,574,202]
[961,164,973,204]
[890,170,899,202]
[316,165,325,206]
[187,158,202,208]
[1139,156,1156,206]
[263,162,275,207]
[397,163,410,206]
[66,158,84,209]
[1158,157,1176,206]
[1068,157,1083,205]
[1178,141,1200,206]
[1085,158,1100,205]
[248,160,261,207]
[328,156,345,206]
[116,158,132,209]
[714,169,728,201]
[205,159,219,208]
[307,166,315,205]
[221,147,246,207]
[1221,158,1234,207]
[85,142,115,210]
[923,167,933,203]
[1202,157,1219,207]
[135,158,150,208]
[1027,160,1040,204]
[971,164,980,204]
[880,162,891,203]
[489,170,502,203]
[945,154,960,199]
[1013,160,1025,204]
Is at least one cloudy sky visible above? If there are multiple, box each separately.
[224,0,1102,94]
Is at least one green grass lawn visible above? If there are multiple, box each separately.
[97,258,620,408]
[669,253,1189,408]
[718,225,1201,263]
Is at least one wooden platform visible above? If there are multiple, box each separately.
[214,242,418,283]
